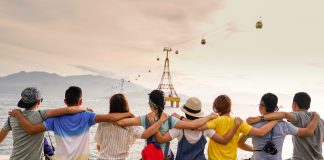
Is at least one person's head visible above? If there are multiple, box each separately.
[17,87,42,110]
[109,94,129,113]
[259,93,278,115]
[148,90,165,119]
[292,92,311,111]
[64,86,82,106]
[181,97,204,120]
[213,95,231,115]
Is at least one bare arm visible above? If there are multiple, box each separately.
[116,116,142,127]
[247,112,295,124]
[238,135,254,151]
[154,130,173,144]
[174,113,218,129]
[96,144,100,151]
[46,106,86,117]
[95,112,134,123]
[248,120,278,137]
[9,109,47,134]
[210,117,243,145]
[295,112,320,137]
[141,114,168,139]
[0,129,9,143]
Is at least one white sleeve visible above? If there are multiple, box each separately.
[204,129,216,138]
[133,126,145,139]
[169,128,181,140]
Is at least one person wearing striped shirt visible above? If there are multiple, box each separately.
[95,94,169,160]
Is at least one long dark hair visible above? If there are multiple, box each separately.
[109,94,129,113]
[149,90,165,119]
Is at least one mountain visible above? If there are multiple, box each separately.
[0,71,150,99]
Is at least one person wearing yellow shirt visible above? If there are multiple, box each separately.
[198,95,278,160]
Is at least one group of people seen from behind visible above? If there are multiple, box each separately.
[0,86,323,160]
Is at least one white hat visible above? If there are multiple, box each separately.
[180,97,204,118]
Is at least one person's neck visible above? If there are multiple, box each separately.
[222,113,230,116]
[296,109,308,112]
[25,106,38,111]
[67,105,80,107]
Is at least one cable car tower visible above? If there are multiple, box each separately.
[157,47,180,107]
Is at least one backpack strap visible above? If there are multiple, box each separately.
[163,116,173,159]
[7,116,11,128]
[38,110,55,151]
[145,115,154,145]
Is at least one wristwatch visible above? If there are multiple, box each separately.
[259,116,265,121]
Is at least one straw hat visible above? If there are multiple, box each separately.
[180,97,204,118]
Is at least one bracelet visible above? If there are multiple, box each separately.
[180,116,185,120]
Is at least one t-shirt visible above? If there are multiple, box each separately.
[43,111,96,160]
[140,115,180,156]
[207,116,253,160]
[2,109,48,160]
[245,121,298,160]
[290,111,324,160]
[169,128,215,144]
[94,122,144,160]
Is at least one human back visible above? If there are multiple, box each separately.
[248,121,298,160]
[6,110,47,160]
[290,111,324,160]
[44,111,95,160]
[207,116,251,160]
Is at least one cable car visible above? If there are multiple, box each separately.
[201,38,206,45]
[175,50,179,54]
[256,17,263,29]
[157,57,160,61]
[256,21,263,29]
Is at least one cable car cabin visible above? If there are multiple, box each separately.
[157,57,160,61]
[175,50,179,54]
[201,38,206,45]
[256,21,263,29]
[165,97,180,108]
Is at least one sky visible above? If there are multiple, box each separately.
[1,0,324,109]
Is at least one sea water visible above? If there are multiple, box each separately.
[0,94,323,159]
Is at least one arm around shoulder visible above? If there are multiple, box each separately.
[9,109,47,134]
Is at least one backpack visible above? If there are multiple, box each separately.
[37,110,55,160]
[141,115,173,160]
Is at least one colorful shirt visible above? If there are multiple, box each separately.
[43,111,96,160]
[95,122,144,160]
[207,116,252,160]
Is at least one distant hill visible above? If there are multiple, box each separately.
[0,71,188,102]
[0,71,151,99]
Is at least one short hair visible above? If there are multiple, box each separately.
[293,92,311,110]
[213,95,231,115]
[65,86,82,106]
[109,94,129,113]
[261,93,278,113]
